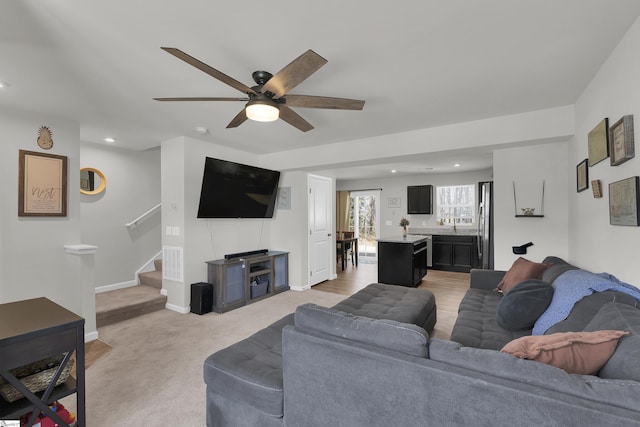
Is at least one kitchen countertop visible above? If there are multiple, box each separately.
[377,235,430,244]
[408,227,478,236]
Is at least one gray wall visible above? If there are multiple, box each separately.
[0,108,92,333]
[80,143,161,289]
[569,16,640,283]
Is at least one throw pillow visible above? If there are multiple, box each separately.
[500,330,628,375]
[495,257,550,294]
[584,302,640,381]
[496,280,554,331]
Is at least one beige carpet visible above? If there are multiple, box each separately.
[63,289,345,426]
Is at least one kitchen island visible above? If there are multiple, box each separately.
[377,235,429,287]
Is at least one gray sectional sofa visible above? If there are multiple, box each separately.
[204,256,640,426]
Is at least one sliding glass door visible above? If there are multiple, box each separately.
[348,190,380,262]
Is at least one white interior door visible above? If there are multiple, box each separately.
[308,174,331,286]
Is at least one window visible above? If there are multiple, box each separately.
[436,184,475,225]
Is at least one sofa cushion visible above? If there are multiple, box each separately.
[331,283,436,333]
[500,330,628,375]
[496,279,554,331]
[450,288,530,350]
[495,257,550,294]
[203,313,293,417]
[545,291,638,334]
[294,303,429,357]
[584,302,640,381]
[540,256,578,283]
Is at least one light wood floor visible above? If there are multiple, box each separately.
[314,262,469,340]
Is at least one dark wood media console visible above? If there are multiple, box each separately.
[206,251,289,313]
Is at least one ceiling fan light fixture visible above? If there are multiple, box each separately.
[246,99,279,122]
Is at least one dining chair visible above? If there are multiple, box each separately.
[341,231,355,266]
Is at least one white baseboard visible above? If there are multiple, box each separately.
[166,302,190,314]
[290,284,311,291]
[95,280,137,294]
[85,330,99,342]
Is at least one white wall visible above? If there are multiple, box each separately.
[0,108,94,336]
[80,143,161,288]
[270,171,313,290]
[493,141,570,269]
[569,16,640,283]
[336,170,493,238]
[162,136,289,310]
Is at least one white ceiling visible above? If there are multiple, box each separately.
[3,1,640,179]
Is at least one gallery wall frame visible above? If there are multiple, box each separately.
[609,176,640,226]
[591,179,602,198]
[18,150,68,217]
[588,118,609,167]
[387,197,401,208]
[576,159,589,192]
[609,114,635,166]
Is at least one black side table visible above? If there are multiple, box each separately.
[0,297,85,427]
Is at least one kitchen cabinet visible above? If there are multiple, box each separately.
[407,185,433,214]
[431,235,478,273]
[377,236,428,287]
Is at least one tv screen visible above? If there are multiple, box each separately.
[197,157,281,219]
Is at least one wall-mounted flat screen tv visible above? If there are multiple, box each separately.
[197,157,281,218]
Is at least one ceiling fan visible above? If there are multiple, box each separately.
[153,48,365,132]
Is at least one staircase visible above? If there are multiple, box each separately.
[96,259,167,328]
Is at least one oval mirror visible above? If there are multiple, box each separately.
[80,167,106,195]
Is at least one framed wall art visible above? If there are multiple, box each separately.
[588,118,609,167]
[591,179,602,198]
[576,159,589,192]
[609,114,634,166]
[387,197,401,208]
[609,176,640,226]
[18,150,68,217]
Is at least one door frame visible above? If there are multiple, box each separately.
[307,174,332,286]
[349,189,381,262]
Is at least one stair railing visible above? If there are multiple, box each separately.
[126,203,161,229]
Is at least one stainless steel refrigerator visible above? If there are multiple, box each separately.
[477,181,494,269]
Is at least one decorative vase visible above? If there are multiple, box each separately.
[402,226,407,238]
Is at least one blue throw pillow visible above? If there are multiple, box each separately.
[496,279,554,331]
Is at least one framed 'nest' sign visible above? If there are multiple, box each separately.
[18,150,68,217]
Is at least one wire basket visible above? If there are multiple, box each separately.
[0,357,74,403]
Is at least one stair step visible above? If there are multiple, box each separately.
[96,285,167,328]
[139,270,162,289]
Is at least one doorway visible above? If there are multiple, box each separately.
[348,190,380,263]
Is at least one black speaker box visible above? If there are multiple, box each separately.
[191,282,213,315]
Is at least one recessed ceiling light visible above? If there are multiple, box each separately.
[0,81,9,89]
[391,169,397,173]
[195,126,209,134]
[104,137,116,143]
[454,163,461,167]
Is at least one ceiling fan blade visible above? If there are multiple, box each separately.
[262,50,327,99]
[161,47,258,96]
[153,97,249,102]
[226,109,248,128]
[278,105,314,132]
[284,95,365,110]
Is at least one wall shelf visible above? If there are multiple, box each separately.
[513,180,545,218]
